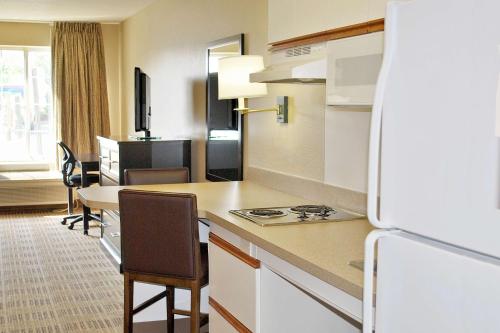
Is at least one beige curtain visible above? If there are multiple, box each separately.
[52,22,110,156]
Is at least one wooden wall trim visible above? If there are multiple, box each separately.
[209,232,261,269]
[269,18,385,51]
[209,297,253,333]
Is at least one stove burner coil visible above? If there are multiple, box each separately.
[290,205,334,215]
[247,209,287,218]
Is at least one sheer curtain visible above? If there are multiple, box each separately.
[52,22,110,156]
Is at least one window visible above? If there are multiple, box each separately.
[0,47,54,170]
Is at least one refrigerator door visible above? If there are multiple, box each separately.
[375,232,500,332]
[369,0,500,257]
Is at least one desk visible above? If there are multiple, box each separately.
[75,153,99,187]
[75,153,99,235]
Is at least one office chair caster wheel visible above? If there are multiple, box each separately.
[68,224,74,230]
[61,219,67,225]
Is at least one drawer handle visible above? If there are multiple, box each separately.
[209,297,252,333]
[209,232,260,269]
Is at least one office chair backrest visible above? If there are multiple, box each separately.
[123,167,190,185]
[118,190,201,279]
[58,141,76,187]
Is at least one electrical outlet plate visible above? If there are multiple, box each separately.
[277,96,288,123]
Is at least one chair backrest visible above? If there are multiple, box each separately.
[123,167,190,185]
[58,141,76,187]
[118,190,201,279]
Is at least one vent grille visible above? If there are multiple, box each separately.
[0,184,67,206]
[285,46,311,57]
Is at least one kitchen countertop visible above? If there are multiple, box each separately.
[77,181,372,299]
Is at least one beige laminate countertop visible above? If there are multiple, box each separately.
[78,181,373,299]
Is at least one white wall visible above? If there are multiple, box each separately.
[246,0,386,192]
[120,0,267,181]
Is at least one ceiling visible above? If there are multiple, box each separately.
[0,0,158,22]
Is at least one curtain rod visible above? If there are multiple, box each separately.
[0,19,121,25]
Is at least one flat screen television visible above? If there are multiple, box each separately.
[134,67,151,138]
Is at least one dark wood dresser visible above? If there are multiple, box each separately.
[97,135,191,186]
[97,135,191,268]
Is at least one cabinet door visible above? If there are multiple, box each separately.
[208,239,258,332]
[368,0,388,20]
[269,0,369,43]
[260,266,361,333]
[209,306,240,333]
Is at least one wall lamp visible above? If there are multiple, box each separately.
[218,55,289,123]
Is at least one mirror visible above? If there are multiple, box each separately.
[206,34,244,181]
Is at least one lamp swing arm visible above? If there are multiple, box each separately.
[234,106,280,114]
[234,96,289,122]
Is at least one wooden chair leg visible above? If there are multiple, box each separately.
[124,272,134,333]
[190,284,200,333]
[166,286,175,333]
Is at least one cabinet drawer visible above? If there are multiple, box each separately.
[102,209,121,257]
[109,150,120,176]
[209,233,259,332]
[99,140,120,182]
[101,160,119,182]
[101,173,119,186]
[209,304,241,333]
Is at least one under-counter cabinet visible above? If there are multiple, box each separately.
[209,232,259,333]
[261,267,360,332]
[208,226,362,333]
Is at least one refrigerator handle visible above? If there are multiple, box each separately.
[367,2,398,228]
[363,229,400,333]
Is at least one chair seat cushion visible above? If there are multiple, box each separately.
[69,173,100,185]
[200,242,209,286]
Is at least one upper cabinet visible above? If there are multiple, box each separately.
[268,0,389,44]
[368,0,389,19]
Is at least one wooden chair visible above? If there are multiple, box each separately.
[118,190,208,333]
[123,167,190,185]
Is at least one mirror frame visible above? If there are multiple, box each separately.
[205,34,245,182]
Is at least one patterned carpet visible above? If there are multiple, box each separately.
[0,210,123,333]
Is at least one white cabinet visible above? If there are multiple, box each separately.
[268,0,369,43]
[208,229,260,332]
[208,226,363,333]
[261,266,361,333]
[209,240,259,332]
[208,306,240,333]
[368,0,389,20]
[269,0,388,44]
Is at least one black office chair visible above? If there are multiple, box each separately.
[58,141,100,230]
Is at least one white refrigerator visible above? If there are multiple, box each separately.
[364,0,500,332]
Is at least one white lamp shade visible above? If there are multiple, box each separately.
[218,55,268,100]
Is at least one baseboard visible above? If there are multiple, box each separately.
[246,166,367,214]
[0,203,67,213]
